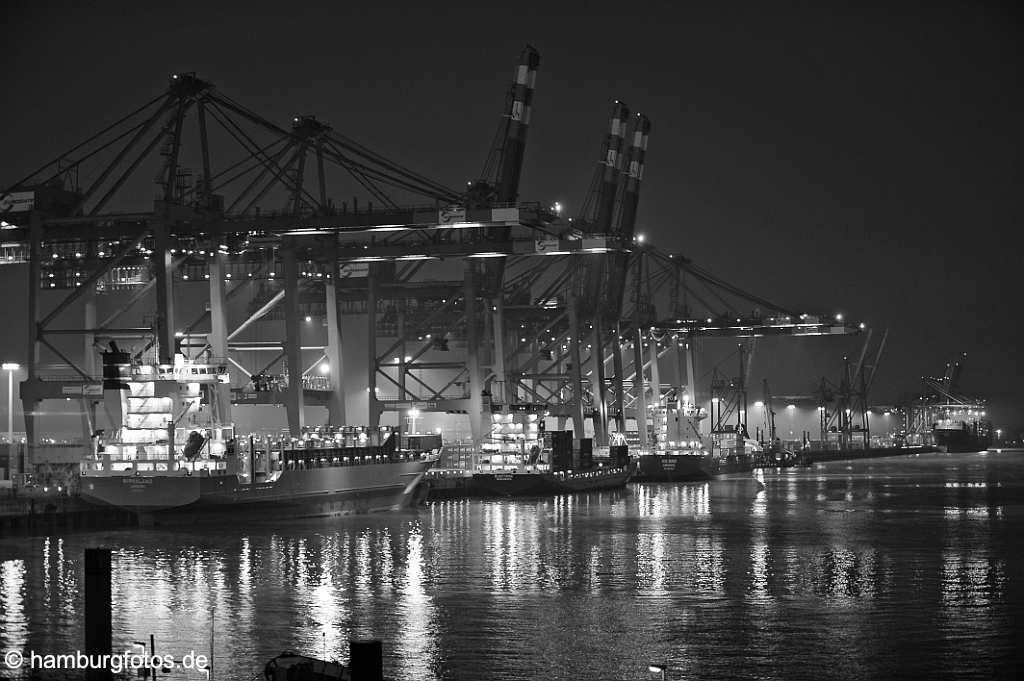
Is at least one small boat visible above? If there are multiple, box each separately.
[264,652,345,681]
[264,639,385,681]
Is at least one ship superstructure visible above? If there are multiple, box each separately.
[80,347,436,519]
[84,345,235,477]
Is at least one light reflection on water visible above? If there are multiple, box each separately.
[0,450,1022,680]
[1,559,27,652]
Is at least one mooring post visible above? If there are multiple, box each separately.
[349,639,383,681]
[84,547,112,681]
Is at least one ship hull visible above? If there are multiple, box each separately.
[80,458,434,520]
[467,465,633,497]
[717,454,755,475]
[633,453,717,482]
[933,429,991,454]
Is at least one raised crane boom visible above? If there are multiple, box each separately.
[606,113,651,319]
[615,113,651,243]
[586,100,631,230]
[495,45,541,204]
[579,101,631,315]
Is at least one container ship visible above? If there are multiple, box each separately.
[633,400,756,482]
[79,347,437,521]
[931,406,992,453]
[425,406,633,498]
[634,443,716,482]
[633,435,759,481]
[910,355,992,453]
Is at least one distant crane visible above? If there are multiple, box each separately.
[816,328,888,449]
[708,344,750,458]
[757,378,778,447]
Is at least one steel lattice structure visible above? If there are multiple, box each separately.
[1,48,861,479]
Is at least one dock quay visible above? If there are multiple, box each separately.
[0,492,136,534]
[755,445,940,469]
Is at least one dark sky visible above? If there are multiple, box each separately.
[1,1,1021,429]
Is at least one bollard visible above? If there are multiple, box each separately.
[348,639,383,681]
[84,548,112,681]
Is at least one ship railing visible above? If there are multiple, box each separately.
[274,430,394,448]
[550,461,628,477]
[32,373,103,385]
[81,460,174,475]
[128,361,230,382]
[552,466,625,478]
[274,450,428,471]
[177,460,229,473]
[373,389,470,401]
[80,459,229,475]
[471,462,551,473]
[637,446,706,456]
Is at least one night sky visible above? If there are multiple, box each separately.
[1,2,1021,432]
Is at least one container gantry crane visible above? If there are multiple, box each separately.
[1,47,864,480]
[815,328,888,449]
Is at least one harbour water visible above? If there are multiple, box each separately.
[1,450,1022,680]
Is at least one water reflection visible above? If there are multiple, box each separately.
[394,523,437,681]
[1,559,27,652]
[0,451,1020,679]
[749,541,770,599]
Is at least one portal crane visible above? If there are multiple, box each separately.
[708,345,750,456]
[815,328,887,449]
[578,100,631,313]
[572,102,636,440]
[923,352,969,402]
[0,47,869,477]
